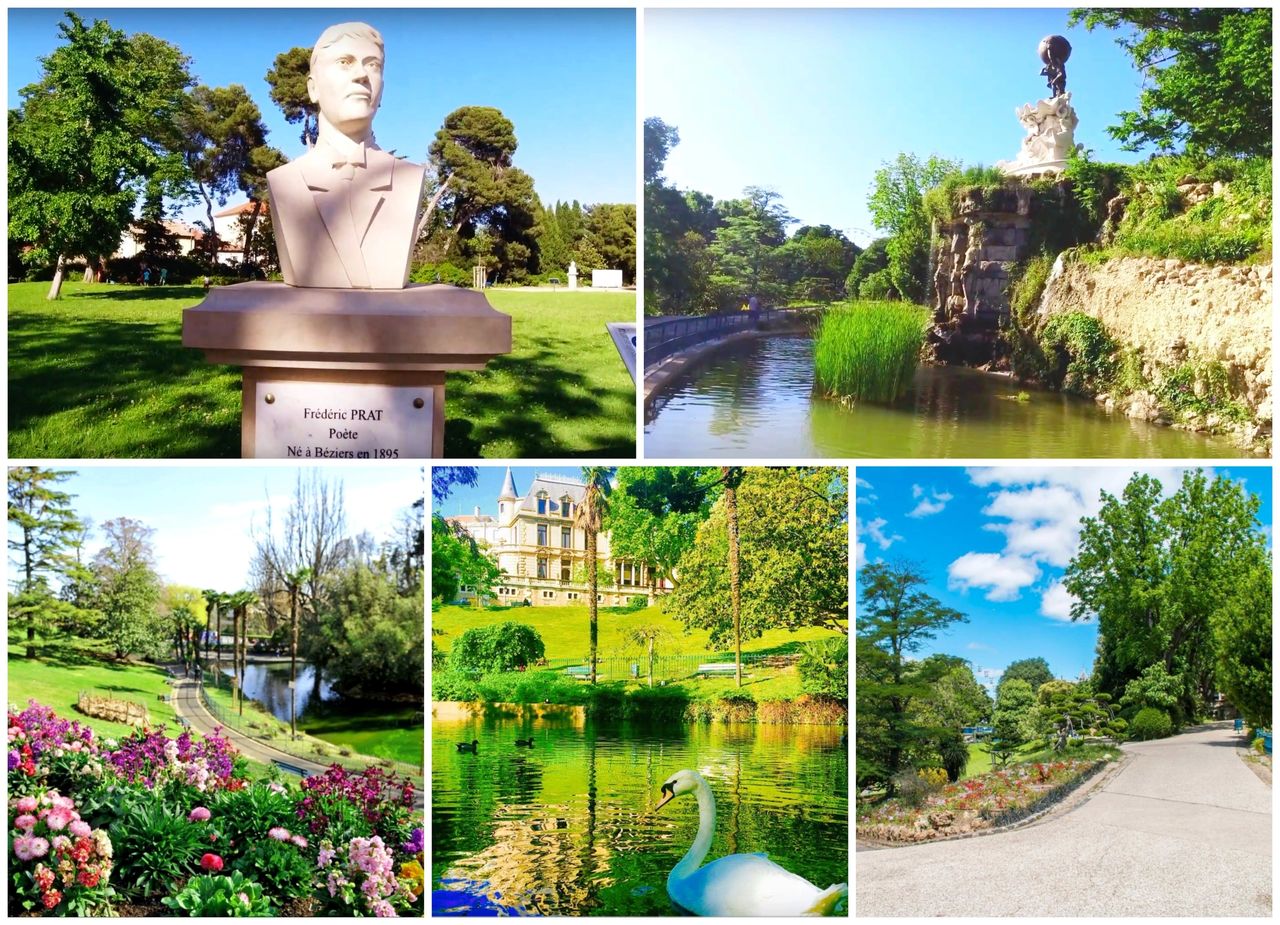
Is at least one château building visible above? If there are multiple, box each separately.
[446,469,663,606]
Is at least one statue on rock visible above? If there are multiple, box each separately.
[266,22,426,289]
[997,35,1079,178]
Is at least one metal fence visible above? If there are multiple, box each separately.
[643,307,822,369]
[538,652,798,683]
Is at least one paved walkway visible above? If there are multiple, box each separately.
[857,724,1271,916]
[169,675,425,811]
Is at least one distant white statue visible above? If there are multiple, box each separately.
[267,22,426,289]
[997,92,1079,177]
[568,260,578,290]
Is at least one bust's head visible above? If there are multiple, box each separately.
[308,22,385,142]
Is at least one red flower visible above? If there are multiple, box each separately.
[199,853,224,872]
[42,890,62,910]
[77,869,100,888]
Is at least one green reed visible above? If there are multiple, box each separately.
[813,300,931,402]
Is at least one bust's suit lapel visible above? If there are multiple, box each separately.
[355,152,392,247]
[298,155,370,288]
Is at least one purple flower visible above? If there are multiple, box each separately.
[188,806,212,823]
[268,826,291,841]
[402,827,424,855]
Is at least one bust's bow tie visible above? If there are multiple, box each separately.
[330,150,367,180]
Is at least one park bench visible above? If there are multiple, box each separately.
[272,758,310,778]
[697,663,740,677]
[157,694,170,703]
[565,666,607,681]
[175,716,190,728]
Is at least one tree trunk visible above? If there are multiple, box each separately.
[236,606,245,717]
[199,183,219,263]
[647,638,655,688]
[214,604,222,678]
[242,200,262,268]
[46,254,66,300]
[725,473,742,689]
[289,585,298,739]
[588,528,598,685]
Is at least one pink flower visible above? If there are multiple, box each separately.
[29,836,50,858]
[49,794,74,811]
[14,796,37,813]
[267,826,291,841]
[188,807,211,823]
[13,834,35,861]
[290,834,308,849]
[317,846,336,868]
[68,820,91,838]
[14,813,37,830]
[200,853,224,872]
[45,808,74,831]
[372,899,396,917]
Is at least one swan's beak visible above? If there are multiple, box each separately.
[653,781,676,813]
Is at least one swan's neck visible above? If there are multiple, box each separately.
[672,777,716,879]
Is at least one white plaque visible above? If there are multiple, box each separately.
[253,380,432,459]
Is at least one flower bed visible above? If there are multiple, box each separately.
[856,758,1109,844]
[8,701,425,917]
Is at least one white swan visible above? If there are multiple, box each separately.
[652,768,847,916]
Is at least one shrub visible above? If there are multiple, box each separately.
[857,268,895,301]
[208,785,298,857]
[447,623,545,674]
[1119,664,1183,722]
[916,766,949,788]
[409,261,472,287]
[108,801,210,898]
[229,837,314,909]
[1129,707,1173,741]
[813,300,930,402]
[797,637,848,699]
[161,871,273,917]
[431,671,479,702]
[1038,311,1117,394]
[938,731,969,783]
[890,769,938,807]
[1009,254,1054,319]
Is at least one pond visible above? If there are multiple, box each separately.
[216,661,333,722]
[432,715,848,916]
[644,334,1246,458]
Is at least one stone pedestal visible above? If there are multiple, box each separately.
[182,282,511,458]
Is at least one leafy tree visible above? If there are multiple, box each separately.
[622,624,672,688]
[584,203,637,283]
[987,678,1035,767]
[1118,662,1183,722]
[867,153,958,303]
[423,106,539,281]
[431,467,479,503]
[448,622,545,674]
[321,563,424,696]
[913,655,993,729]
[160,586,206,667]
[845,237,891,298]
[938,730,969,783]
[856,561,966,793]
[431,516,501,605]
[92,517,162,660]
[1210,555,1271,728]
[643,116,680,184]
[8,13,193,299]
[574,467,615,684]
[177,84,270,262]
[1064,469,1267,718]
[7,467,84,656]
[1069,7,1272,157]
[1034,681,1124,749]
[264,46,316,149]
[999,657,1053,693]
[605,467,716,594]
[797,637,848,699]
[707,187,795,308]
[668,468,848,653]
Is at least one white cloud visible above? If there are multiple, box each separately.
[947,552,1040,601]
[861,516,902,551]
[1040,581,1076,621]
[966,641,992,651]
[855,539,867,569]
[908,488,953,519]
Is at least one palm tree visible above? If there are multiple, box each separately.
[283,566,313,738]
[200,590,218,668]
[623,624,671,687]
[229,590,259,716]
[574,467,615,685]
[722,466,744,689]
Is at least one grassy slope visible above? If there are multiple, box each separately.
[8,282,241,457]
[444,290,636,457]
[8,283,636,458]
[432,603,841,660]
[7,634,180,739]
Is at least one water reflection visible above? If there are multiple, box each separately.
[432,718,848,916]
[645,334,1245,458]
[219,662,333,721]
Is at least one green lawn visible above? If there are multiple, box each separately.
[7,633,180,740]
[962,740,1120,779]
[432,603,843,660]
[444,289,636,457]
[8,282,636,458]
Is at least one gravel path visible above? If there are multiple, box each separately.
[857,723,1271,916]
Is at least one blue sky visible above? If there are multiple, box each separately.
[8,465,423,592]
[856,466,1274,690]
[8,7,636,223]
[647,7,1158,245]
[434,466,589,520]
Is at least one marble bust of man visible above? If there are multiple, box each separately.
[267,22,425,289]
